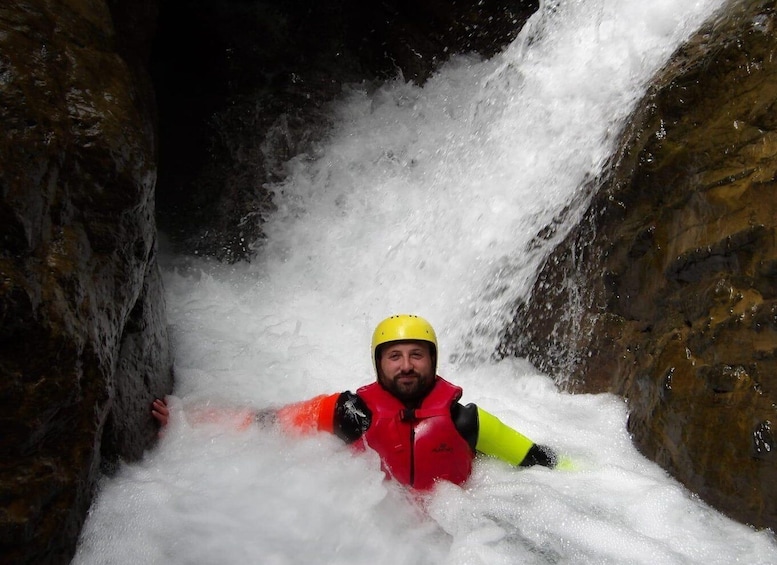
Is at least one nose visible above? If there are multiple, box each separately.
[399,354,414,372]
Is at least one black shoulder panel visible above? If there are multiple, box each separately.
[450,402,479,451]
[334,391,372,443]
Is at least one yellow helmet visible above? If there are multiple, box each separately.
[371,314,438,373]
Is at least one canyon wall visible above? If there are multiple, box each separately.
[501,0,777,532]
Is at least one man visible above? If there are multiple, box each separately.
[152,314,557,490]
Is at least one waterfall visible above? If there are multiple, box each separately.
[74,1,777,563]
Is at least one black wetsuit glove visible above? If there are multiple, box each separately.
[520,443,558,468]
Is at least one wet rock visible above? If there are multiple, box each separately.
[501,0,777,531]
[0,0,172,563]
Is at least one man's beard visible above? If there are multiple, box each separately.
[379,370,434,403]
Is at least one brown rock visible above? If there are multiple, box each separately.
[0,0,172,563]
[500,0,777,531]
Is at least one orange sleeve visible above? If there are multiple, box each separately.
[276,393,340,435]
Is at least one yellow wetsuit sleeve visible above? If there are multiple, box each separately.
[475,406,535,466]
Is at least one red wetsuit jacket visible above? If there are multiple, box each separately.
[355,377,474,489]
[275,376,556,489]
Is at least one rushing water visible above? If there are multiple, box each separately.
[74,0,777,563]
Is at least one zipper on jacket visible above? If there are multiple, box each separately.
[401,408,417,487]
[409,424,415,487]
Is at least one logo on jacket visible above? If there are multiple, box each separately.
[432,443,454,453]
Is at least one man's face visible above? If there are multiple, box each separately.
[377,340,435,403]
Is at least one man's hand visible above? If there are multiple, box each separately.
[151,398,170,427]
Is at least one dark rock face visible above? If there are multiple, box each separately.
[501,0,777,531]
[151,0,539,262]
[0,0,172,563]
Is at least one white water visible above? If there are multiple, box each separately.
[74,0,777,563]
